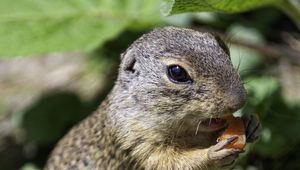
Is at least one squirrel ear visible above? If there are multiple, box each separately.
[212,34,230,57]
[121,49,136,73]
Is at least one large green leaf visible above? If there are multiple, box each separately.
[161,0,281,15]
[162,0,300,28]
[0,0,161,57]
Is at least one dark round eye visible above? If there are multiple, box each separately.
[167,65,192,83]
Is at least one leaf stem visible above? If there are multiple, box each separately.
[275,0,300,28]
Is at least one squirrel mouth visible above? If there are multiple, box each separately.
[202,118,227,131]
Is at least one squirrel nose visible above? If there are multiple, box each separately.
[226,87,247,113]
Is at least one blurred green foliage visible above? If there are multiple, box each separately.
[21,92,84,145]
[0,0,161,57]
[0,0,299,170]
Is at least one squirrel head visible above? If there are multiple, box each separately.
[112,27,246,134]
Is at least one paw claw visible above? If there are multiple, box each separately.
[243,114,262,143]
[215,136,238,151]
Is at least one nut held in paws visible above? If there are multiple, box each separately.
[218,115,246,150]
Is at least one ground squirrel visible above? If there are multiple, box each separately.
[45,27,262,170]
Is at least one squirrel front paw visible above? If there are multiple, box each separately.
[207,136,243,169]
[242,114,262,143]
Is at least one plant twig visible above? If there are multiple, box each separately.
[193,27,300,63]
[228,38,300,63]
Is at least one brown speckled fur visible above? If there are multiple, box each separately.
[45,27,261,170]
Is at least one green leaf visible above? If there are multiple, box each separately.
[0,0,161,57]
[275,0,300,28]
[161,0,281,16]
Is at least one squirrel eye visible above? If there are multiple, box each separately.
[167,65,192,83]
